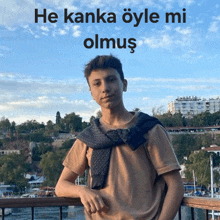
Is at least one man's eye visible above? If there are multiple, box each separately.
[109,77,116,82]
[93,82,100,86]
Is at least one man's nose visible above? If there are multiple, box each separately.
[102,81,110,92]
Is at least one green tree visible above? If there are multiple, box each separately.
[185,151,210,187]
[64,112,82,132]
[214,171,220,187]
[172,134,197,164]
[32,143,53,161]
[201,134,212,148]
[56,111,61,125]
[17,120,45,134]
[60,139,76,150]
[0,153,30,193]
[90,116,95,124]
[10,121,16,133]
[82,121,90,130]
[0,117,11,132]
[47,120,54,131]
[40,149,68,186]
[133,108,141,113]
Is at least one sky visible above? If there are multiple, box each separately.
[0,0,220,125]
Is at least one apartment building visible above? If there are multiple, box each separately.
[168,96,220,118]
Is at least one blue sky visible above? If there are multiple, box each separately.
[0,0,220,124]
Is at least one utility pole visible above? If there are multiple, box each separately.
[210,154,214,220]
[193,170,196,193]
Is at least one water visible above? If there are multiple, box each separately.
[174,206,206,220]
[3,205,205,220]
[3,206,85,220]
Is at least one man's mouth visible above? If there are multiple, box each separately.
[102,95,114,99]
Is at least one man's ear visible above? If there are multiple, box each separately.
[123,79,127,92]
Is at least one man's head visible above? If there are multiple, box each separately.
[84,55,124,83]
[84,55,127,110]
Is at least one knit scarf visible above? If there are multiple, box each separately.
[77,112,162,189]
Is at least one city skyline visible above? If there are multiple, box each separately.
[0,0,220,124]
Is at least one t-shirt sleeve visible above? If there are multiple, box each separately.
[63,139,88,175]
[145,124,180,175]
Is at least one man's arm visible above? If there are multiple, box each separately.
[55,167,109,214]
[158,170,184,220]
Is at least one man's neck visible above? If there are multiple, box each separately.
[100,105,133,127]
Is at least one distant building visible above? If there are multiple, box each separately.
[202,145,220,156]
[0,184,15,197]
[0,149,20,156]
[168,96,220,118]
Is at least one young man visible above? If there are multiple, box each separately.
[55,55,184,220]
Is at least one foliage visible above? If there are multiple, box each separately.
[22,131,53,143]
[32,143,53,161]
[63,112,82,132]
[40,149,68,186]
[172,134,197,164]
[89,116,96,124]
[17,120,45,134]
[155,112,187,127]
[60,139,76,150]
[153,109,220,127]
[0,117,11,132]
[0,153,30,193]
[185,151,210,187]
[56,111,61,125]
[82,121,90,130]
[214,171,220,187]
[133,108,141,112]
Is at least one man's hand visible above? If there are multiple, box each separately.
[158,170,184,220]
[55,167,109,214]
[79,187,109,214]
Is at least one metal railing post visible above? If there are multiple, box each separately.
[31,207,34,220]
[1,208,4,220]
[178,206,182,220]
[59,206,63,220]
[191,207,194,220]
[205,209,209,220]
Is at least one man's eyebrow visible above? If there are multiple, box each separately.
[106,73,116,78]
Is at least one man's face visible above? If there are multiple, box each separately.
[88,68,127,110]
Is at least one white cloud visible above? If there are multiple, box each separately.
[179,0,194,6]
[59,29,67,35]
[42,0,77,11]
[0,46,10,57]
[208,16,220,33]
[0,0,39,26]
[0,72,88,95]
[72,25,81,37]
[175,27,192,35]
[137,40,144,46]
[215,16,220,21]
[143,97,149,100]
[143,34,172,49]
[1,72,219,124]
[0,46,10,51]
[209,21,219,33]
[137,26,195,55]
[40,26,49,32]
[128,77,220,84]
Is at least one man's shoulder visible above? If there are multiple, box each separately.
[138,111,160,121]
[76,118,102,147]
[136,112,163,129]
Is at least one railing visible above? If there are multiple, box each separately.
[1,196,220,220]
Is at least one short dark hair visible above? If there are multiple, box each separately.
[84,55,124,82]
